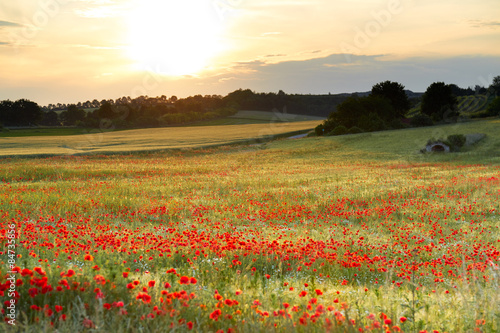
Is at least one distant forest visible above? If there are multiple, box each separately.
[0,81,497,130]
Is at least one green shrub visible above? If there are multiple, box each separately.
[328,125,348,136]
[347,126,363,134]
[315,124,325,136]
[410,113,433,127]
[485,96,500,116]
[357,113,387,132]
[447,134,466,150]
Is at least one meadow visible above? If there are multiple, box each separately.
[0,119,499,332]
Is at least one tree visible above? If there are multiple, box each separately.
[421,82,458,121]
[490,75,500,96]
[0,100,15,125]
[325,95,394,132]
[485,96,500,116]
[60,104,86,125]
[40,111,60,126]
[0,99,41,126]
[370,80,410,118]
[14,99,42,126]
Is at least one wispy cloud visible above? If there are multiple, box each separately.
[261,32,282,36]
[0,20,22,28]
[468,20,500,29]
[73,0,127,18]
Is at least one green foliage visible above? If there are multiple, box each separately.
[421,82,459,121]
[357,112,388,132]
[315,123,325,136]
[490,75,500,96]
[326,95,393,132]
[60,105,86,126]
[371,80,410,117]
[410,113,434,127]
[327,125,348,136]
[446,134,466,150]
[40,110,59,126]
[485,96,500,116]
[0,99,42,126]
[347,126,364,134]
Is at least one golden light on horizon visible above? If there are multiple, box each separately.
[125,0,224,76]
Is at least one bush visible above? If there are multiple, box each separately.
[347,126,363,134]
[357,113,387,132]
[485,96,500,117]
[410,113,433,127]
[315,124,325,136]
[327,125,348,136]
[387,118,408,129]
[447,134,466,150]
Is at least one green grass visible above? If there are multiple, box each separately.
[0,127,101,138]
[0,118,499,332]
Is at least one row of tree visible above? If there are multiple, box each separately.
[316,77,500,136]
[1,76,499,129]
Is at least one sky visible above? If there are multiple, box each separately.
[0,0,499,106]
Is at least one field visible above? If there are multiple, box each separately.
[187,110,324,127]
[1,119,499,332]
[0,119,320,158]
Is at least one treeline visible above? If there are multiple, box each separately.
[0,95,238,129]
[315,77,500,136]
[1,77,499,130]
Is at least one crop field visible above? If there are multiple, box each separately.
[0,120,499,332]
[190,111,325,127]
[0,120,320,158]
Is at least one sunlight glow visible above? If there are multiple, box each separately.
[126,0,224,76]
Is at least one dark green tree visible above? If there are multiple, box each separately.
[490,75,500,96]
[485,96,500,116]
[40,111,59,126]
[60,104,86,125]
[370,80,410,118]
[421,82,458,121]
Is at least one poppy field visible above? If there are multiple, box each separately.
[0,134,499,332]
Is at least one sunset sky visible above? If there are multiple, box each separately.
[1,0,499,105]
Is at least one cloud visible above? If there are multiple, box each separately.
[205,53,500,96]
[0,41,10,46]
[468,20,500,29]
[0,20,22,28]
[261,32,282,36]
[72,0,128,18]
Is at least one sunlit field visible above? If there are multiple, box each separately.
[0,120,320,158]
[1,120,499,332]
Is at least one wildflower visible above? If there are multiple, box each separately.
[83,318,95,328]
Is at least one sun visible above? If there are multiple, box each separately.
[126,0,223,76]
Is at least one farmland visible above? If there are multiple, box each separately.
[1,119,499,332]
[0,119,321,158]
